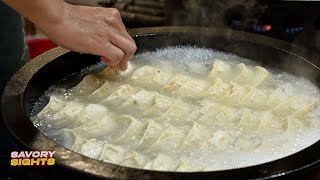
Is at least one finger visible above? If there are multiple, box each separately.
[117,60,128,71]
[96,42,124,66]
[109,30,136,68]
[100,57,113,65]
[101,56,127,70]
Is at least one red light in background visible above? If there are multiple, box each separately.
[264,25,272,31]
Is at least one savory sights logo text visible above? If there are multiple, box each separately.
[10,151,55,166]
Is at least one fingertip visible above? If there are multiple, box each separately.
[131,43,137,54]
[100,56,113,65]
[117,61,128,71]
[122,61,128,70]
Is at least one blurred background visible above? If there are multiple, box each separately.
[25,0,320,58]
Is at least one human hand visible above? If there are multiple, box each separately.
[38,3,136,70]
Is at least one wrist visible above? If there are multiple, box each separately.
[35,0,67,31]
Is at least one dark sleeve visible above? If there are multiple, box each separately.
[0,1,28,94]
[0,2,30,179]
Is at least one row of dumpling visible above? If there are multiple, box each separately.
[56,130,219,172]
[39,96,268,152]
[52,127,295,172]
[50,128,183,171]
[188,101,311,135]
[90,79,318,124]
[91,61,318,114]
[94,60,269,99]
[131,64,317,113]
[109,60,270,89]
[70,70,319,121]
[97,60,269,87]
[128,59,269,91]
[53,121,264,169]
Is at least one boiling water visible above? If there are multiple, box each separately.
[31,47,320,171]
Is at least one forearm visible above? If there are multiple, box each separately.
[2,0,65,27]
[2,0,136,69]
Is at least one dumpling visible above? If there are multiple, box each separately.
[187,100,219,122]
[89,81,120,100]
[74,114,118,138]
[199,100,220,114]
[234,135,262,151]
[145,154,180,171]
[234,64,269,87]
[120,151,147,168]
[143,93,174,117]
[196,108,220,126]
[204,78,232,99]
[152,68,174,87]
[80,140,104,159]
[238,111,260,130]
[181,122,210,148]
[208,129,234,150]
[102,84,138,107]
[176,161,193,172]
[37,95,68,119]
[176,159,205,172]
[116,115,146,144]
[72,74,105,95]
[257,111,286,133]
[197,104,238,127]
[139,120,166,146]
[163,74,193,93]
[152,125,187,150]
[131,65,157,85]
[176,78,211,98]
[121,89,155,110]
[266,87,288,108]
[214,106,240,128]
[207,60,242,82]
[272,96,302,117]
[285,116,306,135]
[252,66,269,86]
[291,100,317,119]
[98,61,135,80]
[51,100,86,126]
[47,129,84,152]
[132,65,174,89]
[99,144,127,164]
[208,60,269,87]
[159,99,194,123]
[72,104,109,127]
[186,108,203,122]
[220,82,250,106]
[240,88,269,109]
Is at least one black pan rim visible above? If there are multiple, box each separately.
[1,26,320,179]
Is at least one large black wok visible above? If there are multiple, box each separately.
[2,27,320,179]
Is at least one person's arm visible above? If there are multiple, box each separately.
[2,0,136,70]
